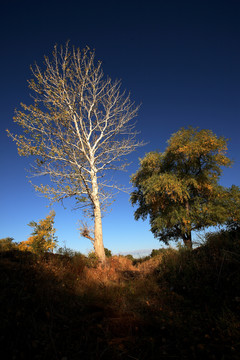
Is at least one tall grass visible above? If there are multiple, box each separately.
[1,227,240,359]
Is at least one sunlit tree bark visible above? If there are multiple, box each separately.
[8,43,143,263]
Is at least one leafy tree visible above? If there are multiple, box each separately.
[0,237,16,251]
[131,127,240,248]
[125,254,134,262]
[104,248,112,258]
[18,210,57,253]
[150,248,166,257]
[8,43,143,263]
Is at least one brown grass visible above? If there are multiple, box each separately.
[1,231,240,359]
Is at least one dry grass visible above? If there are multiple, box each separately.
[82,255,138,284]
[136,249,175,274]
[1,229,240,359]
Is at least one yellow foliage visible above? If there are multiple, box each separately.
[18,211,57,254]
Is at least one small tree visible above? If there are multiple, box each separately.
[0,237,16,251]
[8,43,143,263]
[104,247,112,258]
[19,210,57,253]
[131,127,240,248]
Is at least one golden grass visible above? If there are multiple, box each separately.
[1,229,240,359]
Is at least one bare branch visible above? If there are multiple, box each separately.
[8,43,145,262]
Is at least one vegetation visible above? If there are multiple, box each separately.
[1,227,240,359]
[18,210,58,254]
[7,42,143,263]
[150,248,168,257]
[131,127,240,248]
[0,237,16,251]
[104,247,112,258]
[5,87,240,357]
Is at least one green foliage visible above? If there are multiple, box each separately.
[0,237,16,251]
[57,246,77,257]
[104,248,112,258]
[150,248,168,257]
[85,248,112,266]
[131,127,240,248]
[124,254,135,262]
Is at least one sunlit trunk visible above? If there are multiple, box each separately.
[91,172,106,263]
[93,199,106,263]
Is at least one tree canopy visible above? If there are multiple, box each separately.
[8,43,143,262]
[131,127,240,248]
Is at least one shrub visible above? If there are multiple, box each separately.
[57,246,76,257]
[87,251,99,268]
[0,237,16,251]
[205,227,240,252]
[104,248,112,258]
[124,254,134,262]
[132,255,151,266]
[70,253,87,274]
[150,248,169,257]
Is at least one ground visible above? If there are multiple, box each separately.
[1,230,240,359]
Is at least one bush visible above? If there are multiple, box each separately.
[150,248,169,257]
[57,246,76,257]
[155,247,196,290]
[0,237,16,251]
[104,248,112,258]
[70,253,87,274]
[205,227,240,252]
[132,255,151,266]
[124,254,134,262]
[87,251,99,268]
[85,248,112,267]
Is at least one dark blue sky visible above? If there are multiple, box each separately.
[1,0,240,255]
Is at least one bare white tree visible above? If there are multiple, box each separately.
[8,43,143,263]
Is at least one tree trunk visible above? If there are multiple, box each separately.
[91,172,106,264]
[93,200,106,263]
[183,200,192,249]
[183,232,192,249]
